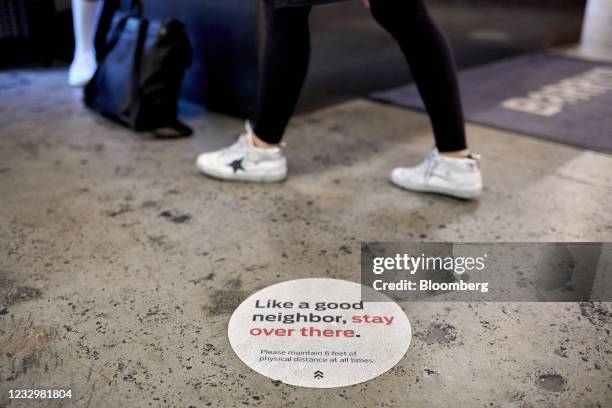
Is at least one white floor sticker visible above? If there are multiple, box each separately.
[228,278,411,388]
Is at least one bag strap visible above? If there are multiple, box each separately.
[99,0,142,53]
[109,16,129,46]
[129,0,143,17]
[129,17,149,125]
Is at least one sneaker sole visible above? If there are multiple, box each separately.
[390,178,482,200]
[197,161,287,183]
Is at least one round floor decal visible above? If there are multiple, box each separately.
[228,278,411,388]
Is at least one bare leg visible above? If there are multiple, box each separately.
[69,0,102,86]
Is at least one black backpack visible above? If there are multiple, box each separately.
[85,0,193,138]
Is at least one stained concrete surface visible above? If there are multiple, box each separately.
[0,69,611,407]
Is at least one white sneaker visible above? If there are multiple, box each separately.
[68,52,97,87]
[196,124,288,183]
[391,148,483,199]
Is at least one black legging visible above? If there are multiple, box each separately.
[254,0,467,152]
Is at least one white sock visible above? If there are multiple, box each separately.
[71,0,102,59]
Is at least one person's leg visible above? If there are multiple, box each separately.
[369,0,482,199]
[196,3,312,182]
[69,0,102,86]
[253,3,312,146]
[369,0,467,155]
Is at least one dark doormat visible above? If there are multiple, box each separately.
[370,53,612,153]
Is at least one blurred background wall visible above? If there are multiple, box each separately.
[581,0,612,58]
[303,0,587,112]
[0,0,588,116]
[0,0,74,66]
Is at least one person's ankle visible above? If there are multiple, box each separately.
[439,149,470,159]
[73,48,95,62]
[248,132,280,149]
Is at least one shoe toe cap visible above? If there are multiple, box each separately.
[390,167,410,184]
[196,152,218,171]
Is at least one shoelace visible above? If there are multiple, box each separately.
[219,121,253,156]
[422,149,439,181]
[216,134,249,161]
[219,121,284,162]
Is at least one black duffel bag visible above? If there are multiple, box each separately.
[85,0,193,138]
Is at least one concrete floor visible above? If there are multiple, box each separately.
[0,69,611,407]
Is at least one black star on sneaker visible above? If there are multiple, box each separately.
[228,158,245,173]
